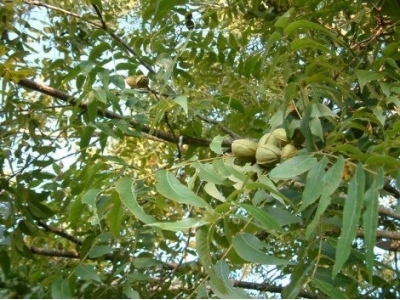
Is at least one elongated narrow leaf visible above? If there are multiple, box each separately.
[356,70,384,91]
[210,261,250,299]
[88,245,113,258]
[210,135,227,155]
[282,260,314,298]
[115,177,156,224]
[193,161,227,185]
[269,154,317,180]
[285,20,339,42]
[362,168,384,282]
[147,218,208,232]
[81,189,101,207]
[240,204,284,232]
[195,225,213,271]
[204,182,226,202]
[333,163,365,278]
[106,198,124,238]
[233,233,292,265]
[75,265,101,283]
[323,156,345,194]
[155,170,208,208]
[51,279,72,299]
[299,156,328,211]
[312,278,347,298]
[305,192,331,239]
[173,95,188,115]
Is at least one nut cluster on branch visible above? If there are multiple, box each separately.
[231,128,298,168]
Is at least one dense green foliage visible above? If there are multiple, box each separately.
[1,0,400,298]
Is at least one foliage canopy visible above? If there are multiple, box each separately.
[1,0,400,298]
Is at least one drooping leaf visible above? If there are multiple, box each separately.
[362,168,384,282]
[147,218,208,232]
[299,156,328,211]
[269,154,317,181]
[193,161,228,185]
[333,163,365,278]
[75,265,101,283]
[155,170,209,208]
[210,260,251,299]
[232,233,292,265]
[312,278,347,298]
[51,279,73,299]
[210,135,228,155]
[115,177,156,224]
[240,204,284,232]
[173,95,188,115]
[195,225,213,271]
[88,245,113,258]
[204,182,226,202]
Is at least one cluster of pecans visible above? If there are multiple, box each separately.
[126,75,149,89]
[231,128,297,168]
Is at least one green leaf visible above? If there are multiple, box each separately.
[300,104,314,151]
[75,265,101,283]
[88,245,113,258]
[312,278,347,298]
[51,279,73,299]
[362,168,384,282]
[305,156,344,239]
[115,177,156,224]
[106,198,124,238]
[147,218,208,232]
[81,189,101,207]
[194,161,227,185]
[269,154,317,181]
[210,135,228,155]
[332,163,365,278]
[210,261,251,299]
[232,233,292,265]
[173,95,188,115]
[195,225,213,271]
[365,155,400,173]
[123,283,140,299]
[89,42,111,61]
[204,182,226,202]
[240,204,284,232]
[323,156,345,194]
[291,38,334,54]
[299,156,328,211]
[356,70,384,91]
[282,260,313,298]
[155,170,209,208]
[285,20,339,42]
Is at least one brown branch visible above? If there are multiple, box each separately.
[232,281,319,299]
[15,78,231,148]
[37,221,82,245]
[383,181,400,199]
[30,246,178,269]
[378,205,400,220]
[357,229,400,241]
[196,114,242,139]
[30,246,81,259]
[91,4,107,30]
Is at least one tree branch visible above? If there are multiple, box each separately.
[37,221,82,245]
[29,246,178,269]
[232,280,319,298]
[15,78,231,148]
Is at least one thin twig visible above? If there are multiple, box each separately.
[196,114,242,139]
[37,221,82,245]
